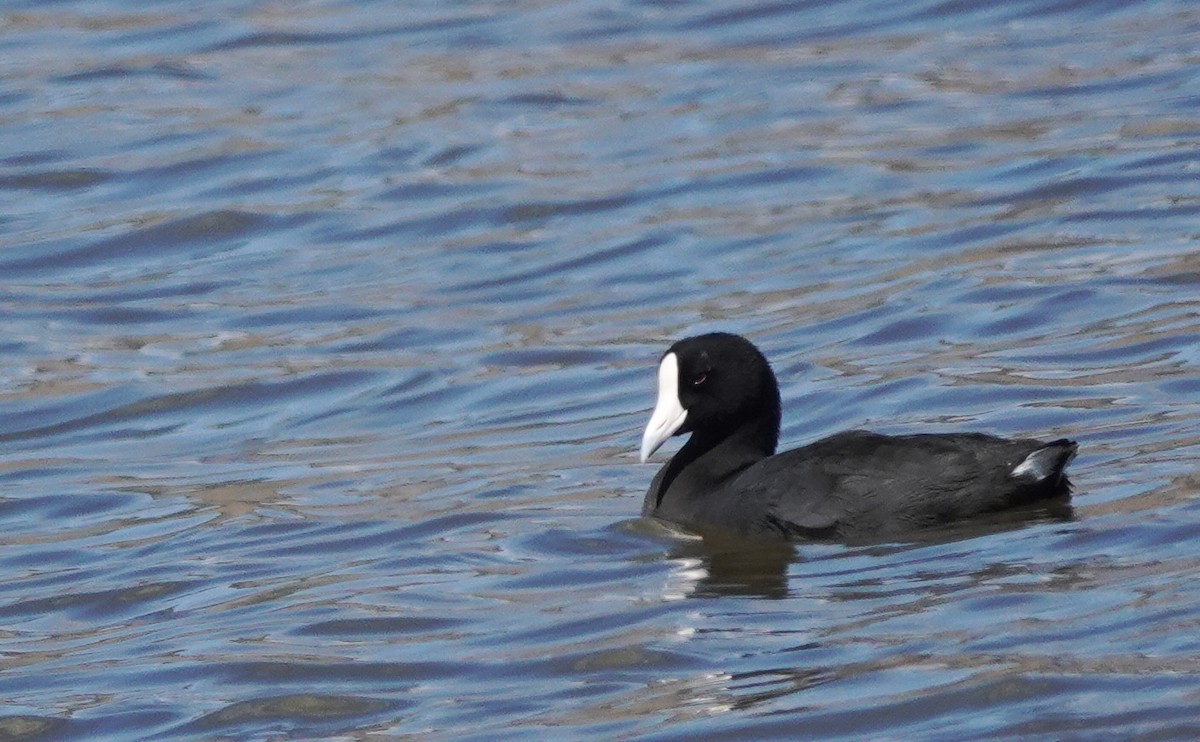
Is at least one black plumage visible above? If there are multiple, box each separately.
[639,333,1077,541]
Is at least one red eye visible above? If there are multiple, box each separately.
[692,373,707,386]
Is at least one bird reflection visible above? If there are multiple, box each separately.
[664,536,797,599]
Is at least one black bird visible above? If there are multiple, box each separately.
[639,333,1077,541]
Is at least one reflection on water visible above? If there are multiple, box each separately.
[3,0,1200,737]
[650,496,1074,601]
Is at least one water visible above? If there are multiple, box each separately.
[2,0,1200,737]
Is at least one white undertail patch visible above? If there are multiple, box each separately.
[1012,447,1059,480]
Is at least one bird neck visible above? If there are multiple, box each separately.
[661,401,779,495]
[688,405,780,464]
[649,413,775,514]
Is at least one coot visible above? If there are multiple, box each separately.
[639,333,1077,540]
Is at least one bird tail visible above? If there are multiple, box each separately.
[1011,439,1077,485]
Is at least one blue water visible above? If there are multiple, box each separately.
[3,0,1200,738]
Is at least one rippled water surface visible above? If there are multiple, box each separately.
[3,0,1200,738]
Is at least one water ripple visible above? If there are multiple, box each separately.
[1,0,1199,738]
